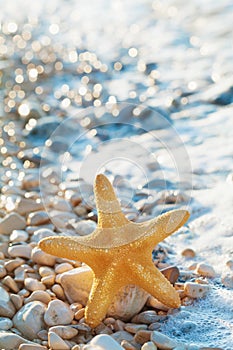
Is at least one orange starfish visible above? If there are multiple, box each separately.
[39,174,190,327]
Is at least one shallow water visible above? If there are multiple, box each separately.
[1,0,233,348]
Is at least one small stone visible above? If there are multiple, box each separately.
[0,265,7,278]
[41,275,55,286]
[44,300,74,326]
[24,290,51,304]
[181,249,196,258]
[0,317,13,330]
[31,228,56,243]
[146,296,169,311]
[28,211,50,226]
[4,258,25,272]
[22,173,39,190]
[70,194,82,207]
[0,331,33,350]
[125,324,148,334]
[111,331,134,343]
[0,286,16,318]
[39,266,55,277]
[51,284,66,300]
[49,325,78,339]
[31,247,56,266]
[180,321,197,333]
[24,277,46,291]
[161,266,179,285]
[55,262,73,274]
[10,230,29,242]
[150,331,177,349]
[134,330,151,344]
[73,206,87,217]
[8,243,32,259]
[15,198,44,216]
[184,282,210,298]
[26,224,55,235]
[74,220,97,236]
[10,294,23,310]
[19,344,48,350]
[48,331,70,350]
[141,342,158,350]
[2,275,19,293]
[0,212,26,235]
[88,334,124,349]
[132,311,161,324]
[195,263,216,278]
[13,301,46,340]
[52,198,72,212]
[221,272,233,289]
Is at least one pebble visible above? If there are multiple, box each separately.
[131,311,161,324]
[141,342,158,350]
[134,330,152,344]
[48,331,70,350]
[10,294,24,310]
[184,282,210,298]
[74,220,97,235]
[10,229,29,242]
[52,198,72,212]
[31,247,56,266]
[24,277,46,291]
[195,263,216,278]
[221,272,233,289]
[19,344,48,350]
[49,325,78,339]
[87,334,124,349]
[125,324,148,334]
[111,331,134,343]
[27,211,50,226]
[0,317,13,330]
[41,274,55,286]
[161,266,180,285]
[5,258,25,272]
[0,212,26,234]
[22,173,39,190]
[30,228,57,243]
[2,275,19,293]
[51,284,66,300]
[0,265,7,278]
[121,339,139,350]
[0,331,33,350]
[146,296,169,312]
[39,266,55,277]
[15,198,44,216]
[8,243,32,259]
[0,286,16,318]
[44,299,74,326]
[181,249,196,258]
[150,331,177,349]
[13,301,46,340]
[24,290,51,304]
[55,262,73,274]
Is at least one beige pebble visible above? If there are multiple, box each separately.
[19,344,47,350]
[31,247,56,266]
[87,334,125,349]
[55,262,73,274]
[28,211,50,226]
[181,248,196,258]
[0,212,26,235]
[48,331,70,350]
[52,198,72,212]
[24,277,46,291]
[125,324,148,334]
[74,308,85,321]
[15,197,44,216]
[195,263,216,278]
[22,173,39,190]
[160,266,179,285]
[44,300,74,326]
[51,284,66,300]
[221,273,233,289]
[121,340,139,350]
[24,290,51,304]
[10,230,29,242]
[134,330,152,344]
[13,301,46,340]
[4,258,25,272]
[41,275,55,286]
[10,293,23,310]
[0,265,7,278]
[141,341,158,350]
[184,282,210,298]
[8,244,32,259]
[74,220,97,236]
[131,311,161,324]
[73,206,87,217]
[2,275,19,293]
[49,325,78,339]
[150,331,177,349]
[146,296,169,312]
[39,266,55,277]
[18,289,30,297]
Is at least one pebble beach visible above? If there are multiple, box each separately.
[0,1,233,349]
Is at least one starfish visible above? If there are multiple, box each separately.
[39,174,190,327]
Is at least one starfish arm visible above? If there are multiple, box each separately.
[130,261,181,308]
[38,236,96,266]
[85,267,122,327]
[143,209,190,247]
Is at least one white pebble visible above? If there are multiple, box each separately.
[184,282,210,298]
[86,334,124,349]
[150,331,177,349]
[8,244,32,259]
[24,277,46,291]
[10,230,29,242]
[28,211,50,226]
[31,247,56,266]
[0,317,13,330]
[48,331,70,350]
[44,300,74,326]
[0,212,26,235]
[195,262,216,278]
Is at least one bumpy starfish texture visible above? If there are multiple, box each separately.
[39,174,190,327]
